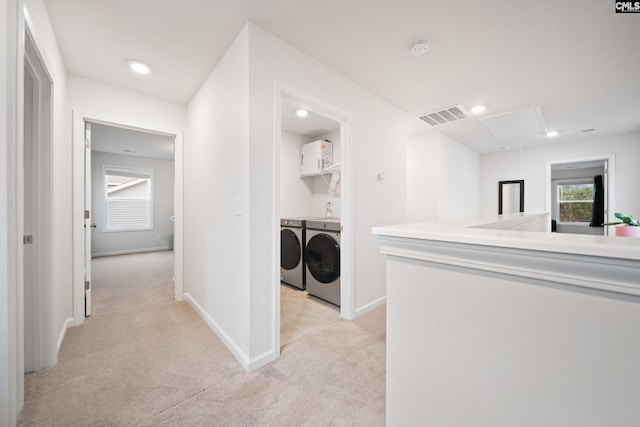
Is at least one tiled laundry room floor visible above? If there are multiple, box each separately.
[280,283,341,346]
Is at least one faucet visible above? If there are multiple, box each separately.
[325,202,333,220]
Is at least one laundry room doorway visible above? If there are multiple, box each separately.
[274,85,355,355]
[72,112,184,324]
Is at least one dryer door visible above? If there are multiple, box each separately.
[306,233,340,283]
[281,229,302,270]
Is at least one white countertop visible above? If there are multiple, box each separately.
[372,213,640,261]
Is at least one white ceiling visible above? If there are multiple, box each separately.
[91,123,175,160]
[281,98,340,138]
[44,0,640,153]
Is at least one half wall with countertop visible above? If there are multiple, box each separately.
[373,214,640,426]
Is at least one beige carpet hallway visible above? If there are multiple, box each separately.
[19,251,386,426]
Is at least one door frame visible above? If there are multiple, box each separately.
[72,111,184,325]
[545,154,615,236]
[22,24,54,371]
[273,83,355,358]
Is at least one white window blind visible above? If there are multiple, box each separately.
[103,165,154,232]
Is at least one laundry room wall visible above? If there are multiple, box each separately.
[280,129,341,219]
[280,130,314,217]
[309,130,341,218]
[91,152,175,257]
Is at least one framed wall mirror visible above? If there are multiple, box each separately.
[499,180,525,214]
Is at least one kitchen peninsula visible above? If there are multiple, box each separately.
[373,213,640,427]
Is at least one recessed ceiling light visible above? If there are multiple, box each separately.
[295,109,309,118]
[546,130,559,138]
[470,105,486,115]
[127,60,151,75]
[410,39,430,56]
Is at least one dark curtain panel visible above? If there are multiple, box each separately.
[590,175,604,227]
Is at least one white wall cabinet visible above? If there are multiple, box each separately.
[300,140,332,176]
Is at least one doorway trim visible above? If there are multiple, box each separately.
[545,154,615,236]
[72,111,184,325]
[23,23,54,372]
[273,83,355,358]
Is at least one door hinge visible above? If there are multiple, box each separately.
[85,281,90,291]
[85,210,90,219]
[84,122,91,142]
[23,235,33,244]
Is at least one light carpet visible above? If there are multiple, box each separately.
[19,251,386,426]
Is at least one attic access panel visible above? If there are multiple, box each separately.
[480,106,547,140]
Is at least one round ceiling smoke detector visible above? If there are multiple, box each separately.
[410,39,431,56]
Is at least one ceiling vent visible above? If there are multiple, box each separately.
[418,105,469,126]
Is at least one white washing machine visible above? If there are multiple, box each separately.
[305,219,341,306]
[280,218,306,290]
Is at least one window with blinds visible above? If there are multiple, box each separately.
[103,165,154,232]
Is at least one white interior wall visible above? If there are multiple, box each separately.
[248,22,407,361]
[24,1,72,373]
[437,133,480,220]
[551,166,604,181]
[387,257,640,426]
[0,1,22,424]
[67,72,187,318]
[479,132,640,217]
[91,152,175,256]
[310,130,341,218]
[280,130,314,217]
[2,0,67,421]
[67,75,187,129]
[407,133,439,222]
[186,23,408,370]
[184,27,251,362]
[407,131,479,222]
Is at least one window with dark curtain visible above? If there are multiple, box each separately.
[590,175,605,227]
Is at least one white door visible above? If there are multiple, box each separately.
[23,66,40,372]
[84,122,93,316]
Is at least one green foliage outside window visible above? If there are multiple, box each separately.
[558,184,594,223]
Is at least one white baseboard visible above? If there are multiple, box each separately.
[183,293,275,372]
[355,296,386,317]
[92,246,173,258]
[57,317,74,353]
[248,350,275,372]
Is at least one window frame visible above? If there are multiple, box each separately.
[102,165,154,232]
[554,178,595,225]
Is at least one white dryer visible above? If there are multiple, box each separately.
[305,219,341,306]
